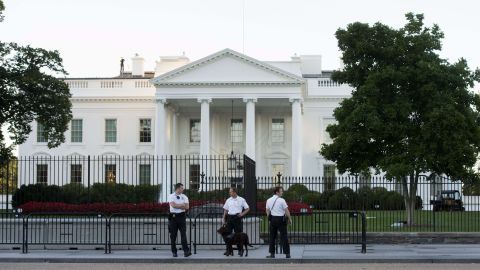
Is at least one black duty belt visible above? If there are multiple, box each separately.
[169,212,186,218]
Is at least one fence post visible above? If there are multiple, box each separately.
[106,215,111,254]
[87,155,91,204]
[6,159,9,212]
[361,211,367,254]
[170,155,173,192]
[22,216,28,254]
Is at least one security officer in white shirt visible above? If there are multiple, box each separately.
[265,186,291,258]
[168,183,192,258]
[222,187,250,234]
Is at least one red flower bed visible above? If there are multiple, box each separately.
[18,201,171,215]
[256,201,312,215]
[17,200,312,215]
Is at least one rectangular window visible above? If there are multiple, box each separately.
[189,164,200,191]
[37,122,47,143]
[190,119,201,143]
[231,119,243,143]
[105,119,117,143]
[139,164,151,185]
[71,119,83,143]
[323,165,336,191]
[271,119,284,143]
[36,164,48,184]
[105,164,116,183]
[70,164,82,183]
[139,119,152,143]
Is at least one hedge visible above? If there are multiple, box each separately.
[12,183,161,208]
[13,183,422,211]
[255,185,422,211]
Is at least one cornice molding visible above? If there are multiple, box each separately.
[154,81,303,87]
[71,97,154,103]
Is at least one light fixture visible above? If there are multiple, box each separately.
[227,99,237,170]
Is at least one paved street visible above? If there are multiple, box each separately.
[0,263,480,270]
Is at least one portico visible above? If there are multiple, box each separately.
[151,49,305,176]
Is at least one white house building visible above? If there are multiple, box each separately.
[13,48,472,208]
[18,48,352,179]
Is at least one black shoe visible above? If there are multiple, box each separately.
[224,251,229,256]
[266,254,275,258]
[184,251,192,257]
[172,252,178,257]
[286,254,291,259]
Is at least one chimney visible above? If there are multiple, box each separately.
[300,55,322,76]
[131,53,145,77]
[154,54,190,76]
[291,53,300,62]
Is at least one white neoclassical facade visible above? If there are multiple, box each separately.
[18,48,353,178]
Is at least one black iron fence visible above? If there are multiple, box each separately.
[257,175,480,232]
[12,210,366,253]
[1,155,251,210]
[1,155,480,251]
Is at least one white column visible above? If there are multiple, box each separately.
[243,98,257,160]
[155,98,169,202]
[154,98,167,156]
[172,112,179,155]
[198,98,212,157]
[290,98,303,176]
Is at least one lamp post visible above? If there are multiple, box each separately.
[276,172,282,185]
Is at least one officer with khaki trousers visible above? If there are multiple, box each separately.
[266,186,292,258]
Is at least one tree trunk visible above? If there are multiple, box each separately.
[403,173,419,226]
[406,193,416,226]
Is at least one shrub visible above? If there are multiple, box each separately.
[282,184,309,203]
[256,188,273,202]
[61,183,89,204]
[327,187,359,210]
[12,183,161,207]
[12,184,64,208]
[287,184,309,194]
[415,195,423,210]
[302,191,321,209]
[318,190,335,210]
[384,191,405,210]
[184,188,229,202]
[256,201,312,215]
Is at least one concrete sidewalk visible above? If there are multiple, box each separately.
[1,244,480,263]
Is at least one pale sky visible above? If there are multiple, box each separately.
[1,0,479,78]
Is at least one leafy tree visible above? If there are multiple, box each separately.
[0,159,17,195]
[0,0,72,160]
[321,13,480,225]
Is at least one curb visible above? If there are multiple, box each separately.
[2,258,480,264]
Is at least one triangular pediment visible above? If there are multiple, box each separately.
[151,49,304,86]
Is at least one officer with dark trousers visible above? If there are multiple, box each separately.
[266,186,291,258]
[222,187,250,255]
[168,183,192,258]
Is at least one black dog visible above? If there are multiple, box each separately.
[217,225,252,257]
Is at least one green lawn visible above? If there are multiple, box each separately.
[258,210,480,233]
